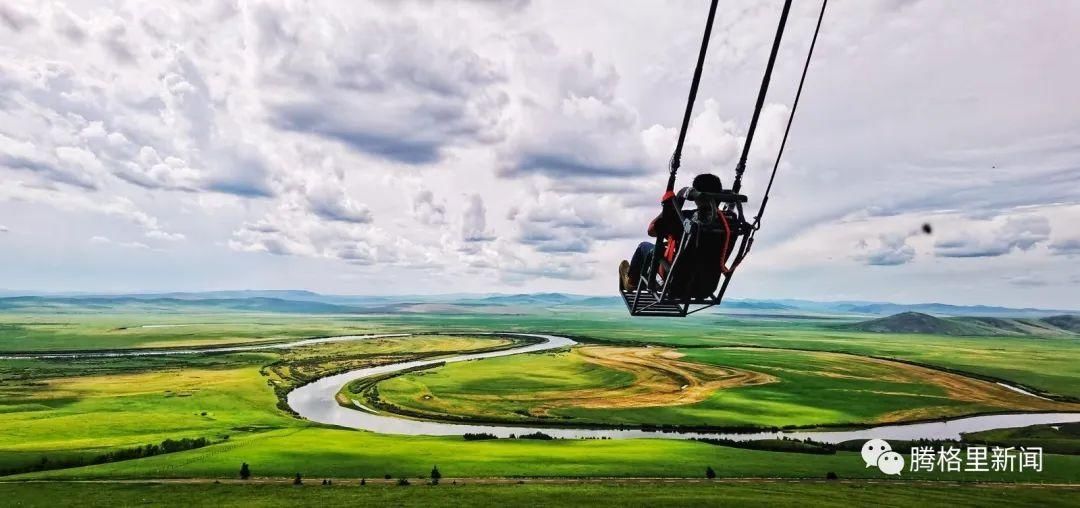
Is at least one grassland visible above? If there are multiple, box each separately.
[0,315,403,352]
[4,312,1078,402]
[14,426,1080,482]
[2,482,1078,508]
[965,422,1080,455]
[232,311,1080,400]
[370,345,1077,428]
[0,335,522,475]
[1,309,1078,491]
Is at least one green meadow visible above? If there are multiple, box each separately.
[1,308,1078,494]
[14,426,1080,482]
[372,345,1075,428]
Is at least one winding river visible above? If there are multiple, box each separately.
[8,331,1079,443]
[287,333,1080,444]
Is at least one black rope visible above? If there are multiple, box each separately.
[731,0,792,195]
[713,0,827,306]
[667,0,720,193]
[752,0,827,230]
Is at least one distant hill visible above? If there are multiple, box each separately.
[1042,315,1080,333]
[0,291,1075,321]
[844,312,1080,336]
[828,302,1068,317]
[474,293,577,305]
[720,301,795,311]
[843,312,984,335]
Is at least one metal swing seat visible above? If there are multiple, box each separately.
[622,190,751,317]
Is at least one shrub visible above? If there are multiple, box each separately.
[240,462,251,480]
[463,433,499,441]
[706,466,716,479]
[518,432,554,440]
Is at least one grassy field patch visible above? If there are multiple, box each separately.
[372,346,1078,428]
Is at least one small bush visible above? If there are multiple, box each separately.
[463,433,499,441]
[517,432,554,440]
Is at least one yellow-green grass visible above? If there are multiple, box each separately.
[2,315,1078,484]
[695,332,1080,401]
[13,427,1080,483]
[318,313,1080,399]
[4,313,1078,401]
[0,366,291,471]
[372,347,1076,428]
[0,315,398,352]
[0,335,522,474]
[2,482,1079,508]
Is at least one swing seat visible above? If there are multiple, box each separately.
[624,207,748,317]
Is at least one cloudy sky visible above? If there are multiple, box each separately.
[1,0,1078,307]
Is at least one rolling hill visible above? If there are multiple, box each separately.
[842,312,985,335]
[843,312,1080,336]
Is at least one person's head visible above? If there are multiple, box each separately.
[692,173,723,193]
[690,173,723,221]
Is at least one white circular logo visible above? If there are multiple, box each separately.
[861,438,892,468]
[877,451,905,476]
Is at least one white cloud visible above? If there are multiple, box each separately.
[0,181,183,241]
[854,233,916,266]
[89,235,150,250]
[1,0,1079,306]
[461,194,495,243]
[412,190,448,226]
[935,215,1051,258]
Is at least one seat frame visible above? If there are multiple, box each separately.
[622,194,751,317]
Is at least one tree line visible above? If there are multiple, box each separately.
[0,437,212,477]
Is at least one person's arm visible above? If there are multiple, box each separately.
[647,212,662,237]
[648,188,687,237]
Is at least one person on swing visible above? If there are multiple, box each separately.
[619,173,725,292]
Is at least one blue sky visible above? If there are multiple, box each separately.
[0,0,1078,307]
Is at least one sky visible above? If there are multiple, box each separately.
[1,0,1078,307]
